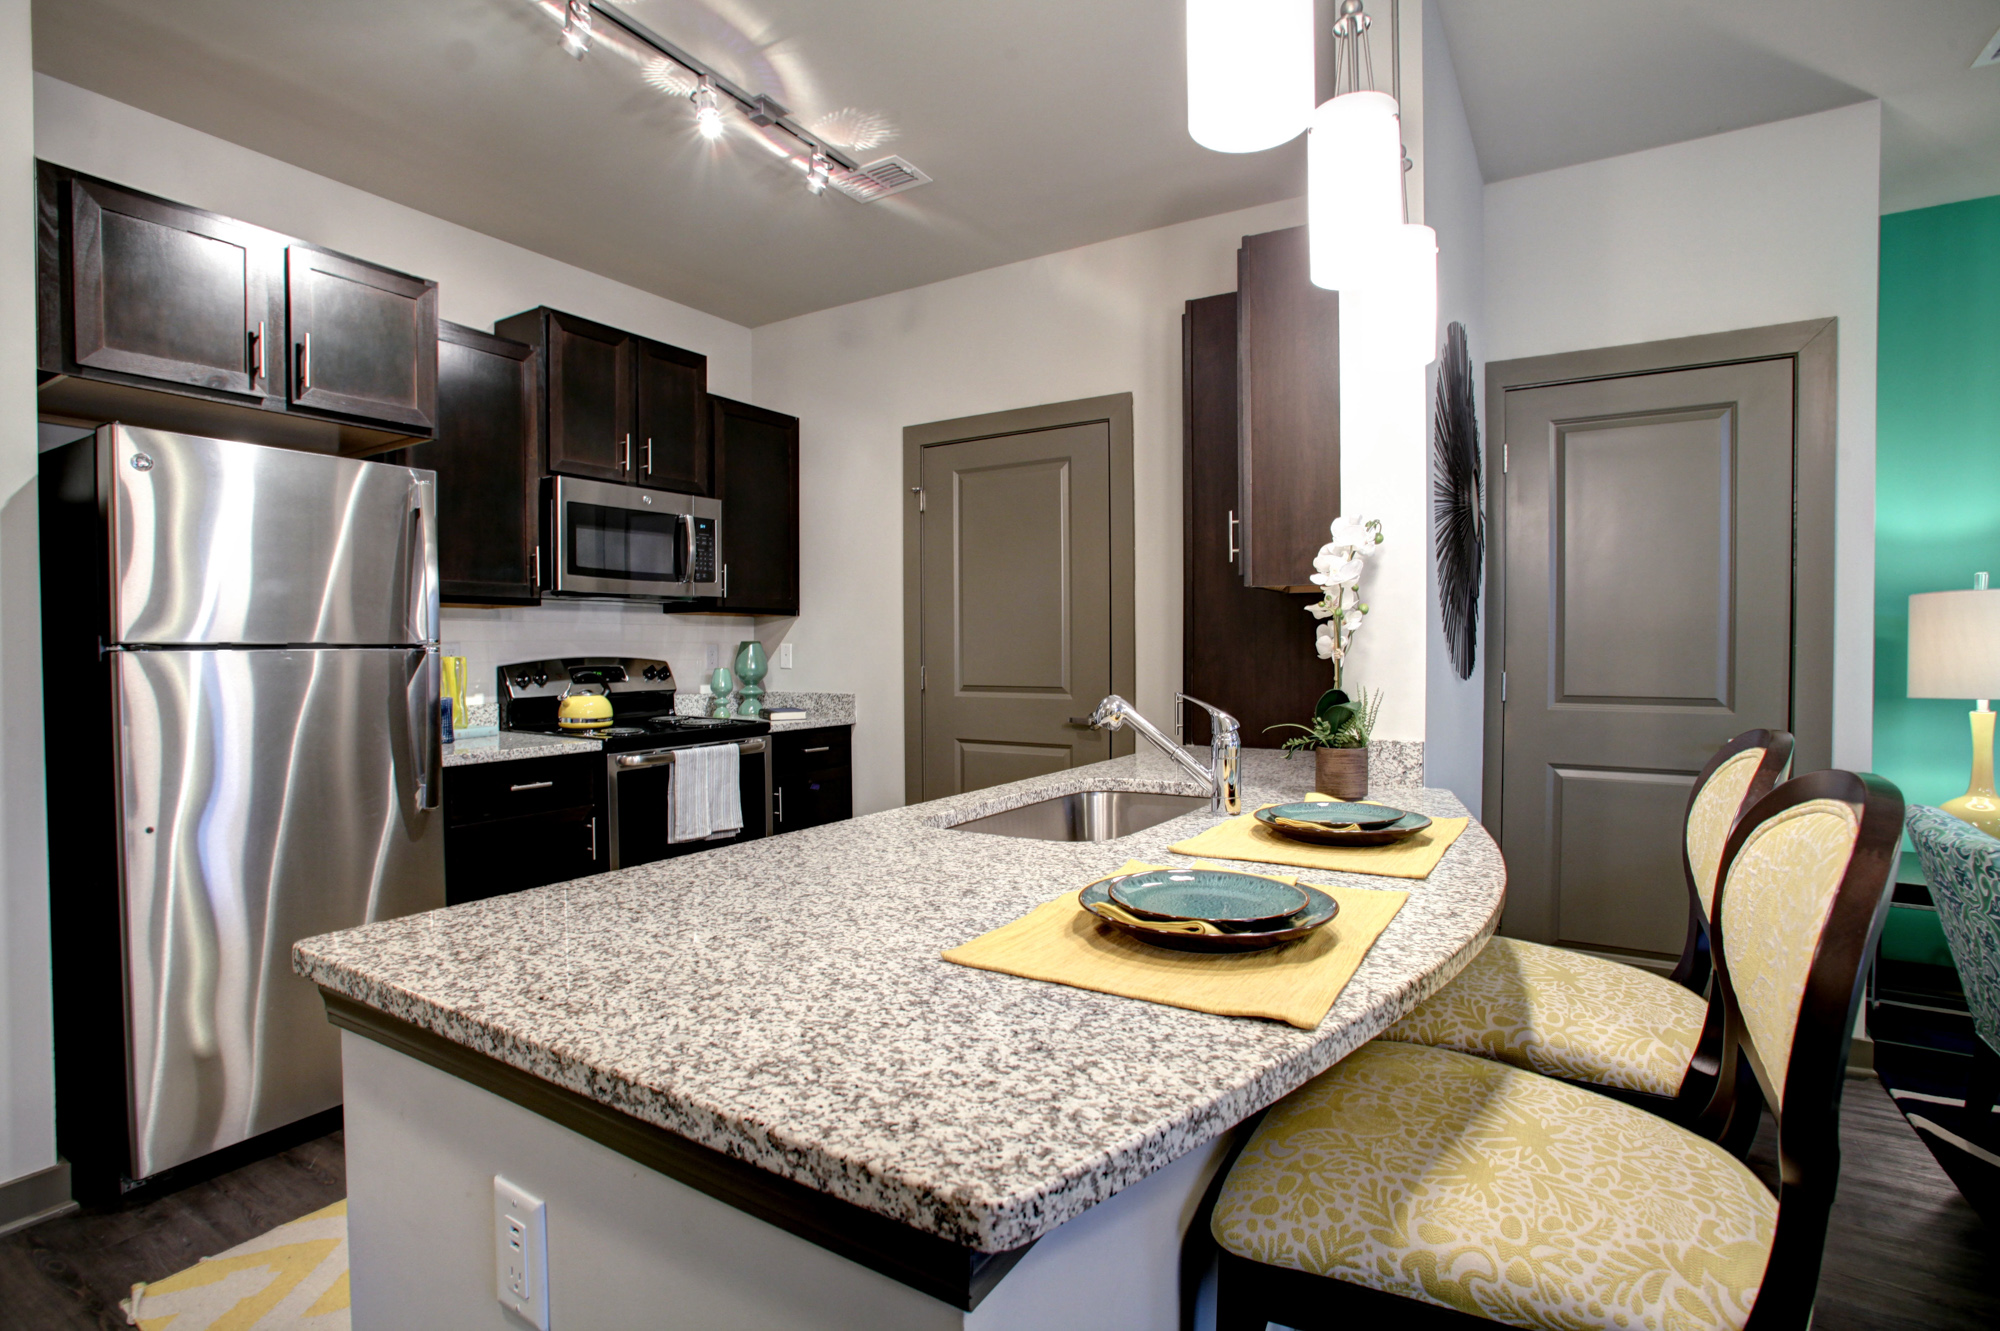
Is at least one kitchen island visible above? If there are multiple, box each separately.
[293,747,1504,1329]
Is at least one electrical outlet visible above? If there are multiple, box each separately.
[704,643,719,671]
[493,1176,550,1330]
[780,643,794,669]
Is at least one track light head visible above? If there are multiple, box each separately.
[692,76,724,140]
[806,148,830,196]
[560,0,592,59]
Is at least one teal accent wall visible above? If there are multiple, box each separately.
[1875,194,2000,809]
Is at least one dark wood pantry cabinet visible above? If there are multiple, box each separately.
[1236,225,1341,591]
[36,162,439,456]
[383,322,541,605]
[495,306,708,491]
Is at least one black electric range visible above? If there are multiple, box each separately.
[496,656,770,754]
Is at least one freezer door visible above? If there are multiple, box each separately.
[115,647,444,1180]
[107,424,438,646]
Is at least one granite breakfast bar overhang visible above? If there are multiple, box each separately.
[292,747,1506,1329]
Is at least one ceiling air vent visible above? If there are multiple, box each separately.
[833,156,933,203]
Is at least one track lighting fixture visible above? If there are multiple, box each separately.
[806,149,830,196]
[559,0,591,59]
[691,75,724,140]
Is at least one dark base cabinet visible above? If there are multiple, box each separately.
[443,754,605,905]
[773,727,852,834]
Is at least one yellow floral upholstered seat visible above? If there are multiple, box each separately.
[1381,937,1706,1095]
[1211,1041,1777,1331]
[1381,745,1772,1096]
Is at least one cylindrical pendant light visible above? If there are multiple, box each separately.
[1332,225,1439,366]
[1308,90,1404,291]
[1186,0,1315,154]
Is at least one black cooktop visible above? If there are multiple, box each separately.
[497,655,771,754]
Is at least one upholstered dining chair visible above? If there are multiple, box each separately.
[1208,768,1902,1331]
[1381,729,1794,1123]
[1900,804,2000,1218]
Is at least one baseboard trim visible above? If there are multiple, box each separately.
[0,1161,74,1236]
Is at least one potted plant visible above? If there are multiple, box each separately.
[1266,515,1384,799]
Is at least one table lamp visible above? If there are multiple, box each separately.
[1909,573,2000,836]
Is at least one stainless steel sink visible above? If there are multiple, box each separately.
[947,790,1208,842]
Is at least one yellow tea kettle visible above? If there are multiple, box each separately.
[557,681,614,731]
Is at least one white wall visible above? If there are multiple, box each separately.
[31,76,787,712]
[1,0,55,1194]
[1483,101,1882,771]
[1419,0,1487,814]
[751,198,1303,816]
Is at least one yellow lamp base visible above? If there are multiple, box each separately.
[1943,709,2000,838]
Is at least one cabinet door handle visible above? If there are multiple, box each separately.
[645,437,654,476]
[531,547,541,587]
[298,333,312,392]
[510,780,554,792]
[1227,509,1239,564]
[802,746,830,754]
[587,815,598,860]
[775,788,784,824]
[722,564,728,599]
[619,433,631,470]
[249,320,265,386]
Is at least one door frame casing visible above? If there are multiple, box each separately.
[1482,318,1839,824]
[902,394,1137,806]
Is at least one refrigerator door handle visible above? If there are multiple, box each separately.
[412,647,442,809]
[406,486,438,644]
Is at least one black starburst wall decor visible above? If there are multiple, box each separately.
[1432,321,1484,681]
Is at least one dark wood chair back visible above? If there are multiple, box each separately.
[1704,769,1902,1330]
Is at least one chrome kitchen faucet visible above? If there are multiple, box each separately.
[1086,694,1241,816]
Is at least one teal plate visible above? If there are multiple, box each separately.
[1106,868,1310,928]
[1255,805,1433,846]
[1081,877,1339,953]
[1259,801,1407,829]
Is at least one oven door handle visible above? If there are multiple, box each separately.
[615,737,769,769]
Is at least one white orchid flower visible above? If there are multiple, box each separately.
[1310,554,1364,588]
[1328,514,1375,549]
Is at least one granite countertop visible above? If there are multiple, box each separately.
[294,747,1503,1253]
[677,690,855,734]
[442,731,603,768]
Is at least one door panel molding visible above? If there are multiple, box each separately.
[904,395,1135,806]
[1484,319,1837,822]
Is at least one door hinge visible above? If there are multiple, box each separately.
[920,664,926,692]
[1502,444,1509,473]
[912,486,925,512]
[1501,671,1507,703]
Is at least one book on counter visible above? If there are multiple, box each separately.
[764,707,808,720]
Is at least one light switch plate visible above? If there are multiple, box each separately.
[780,643,794,669]
[493,1175,550,1330]
[704,643,719,671]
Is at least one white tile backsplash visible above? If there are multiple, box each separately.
[442,602,792,707]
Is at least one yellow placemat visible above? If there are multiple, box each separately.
[1168,794,1469,880]
[941,860,1408,1029]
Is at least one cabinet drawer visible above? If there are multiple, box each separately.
[776,725,849,769]
[443,752,598,826]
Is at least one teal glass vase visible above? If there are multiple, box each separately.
[709,666,736,717]
[733,641,768,718]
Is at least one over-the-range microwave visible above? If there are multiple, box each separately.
[543,475,721,600]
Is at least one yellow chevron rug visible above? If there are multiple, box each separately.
[120,1198,350,1330]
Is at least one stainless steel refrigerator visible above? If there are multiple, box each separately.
[42,423,444,1198]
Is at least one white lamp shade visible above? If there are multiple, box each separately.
[1186,0,1315,154]
[1308,91,1404,290]
[1909,589,2000,699]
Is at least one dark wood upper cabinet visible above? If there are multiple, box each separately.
[64,175,282,400]
[711,395,798,616]
[1237,226,1340,591]
[496,308,644,484]
[387,323,541,606]
[286,245,438,431]
[632,338,708,492]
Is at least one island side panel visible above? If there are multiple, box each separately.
[341,1031,1238,1330]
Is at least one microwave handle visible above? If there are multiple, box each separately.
[684,514,698,590]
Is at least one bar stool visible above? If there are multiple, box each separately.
[1209,768,1902,1331]
[1381,730,1792,1124]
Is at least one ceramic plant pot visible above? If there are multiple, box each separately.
[1314,746,1369,800]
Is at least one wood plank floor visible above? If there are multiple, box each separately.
[0,1132,345,1330]
[0,1079,1991,1329]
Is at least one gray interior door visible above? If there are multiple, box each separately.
[918,424,1114,799]
[1499,359,1795,960]
[116,646,444,1179]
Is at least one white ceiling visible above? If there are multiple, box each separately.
[31,1,2000,328]
[1435,0,2000,211]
